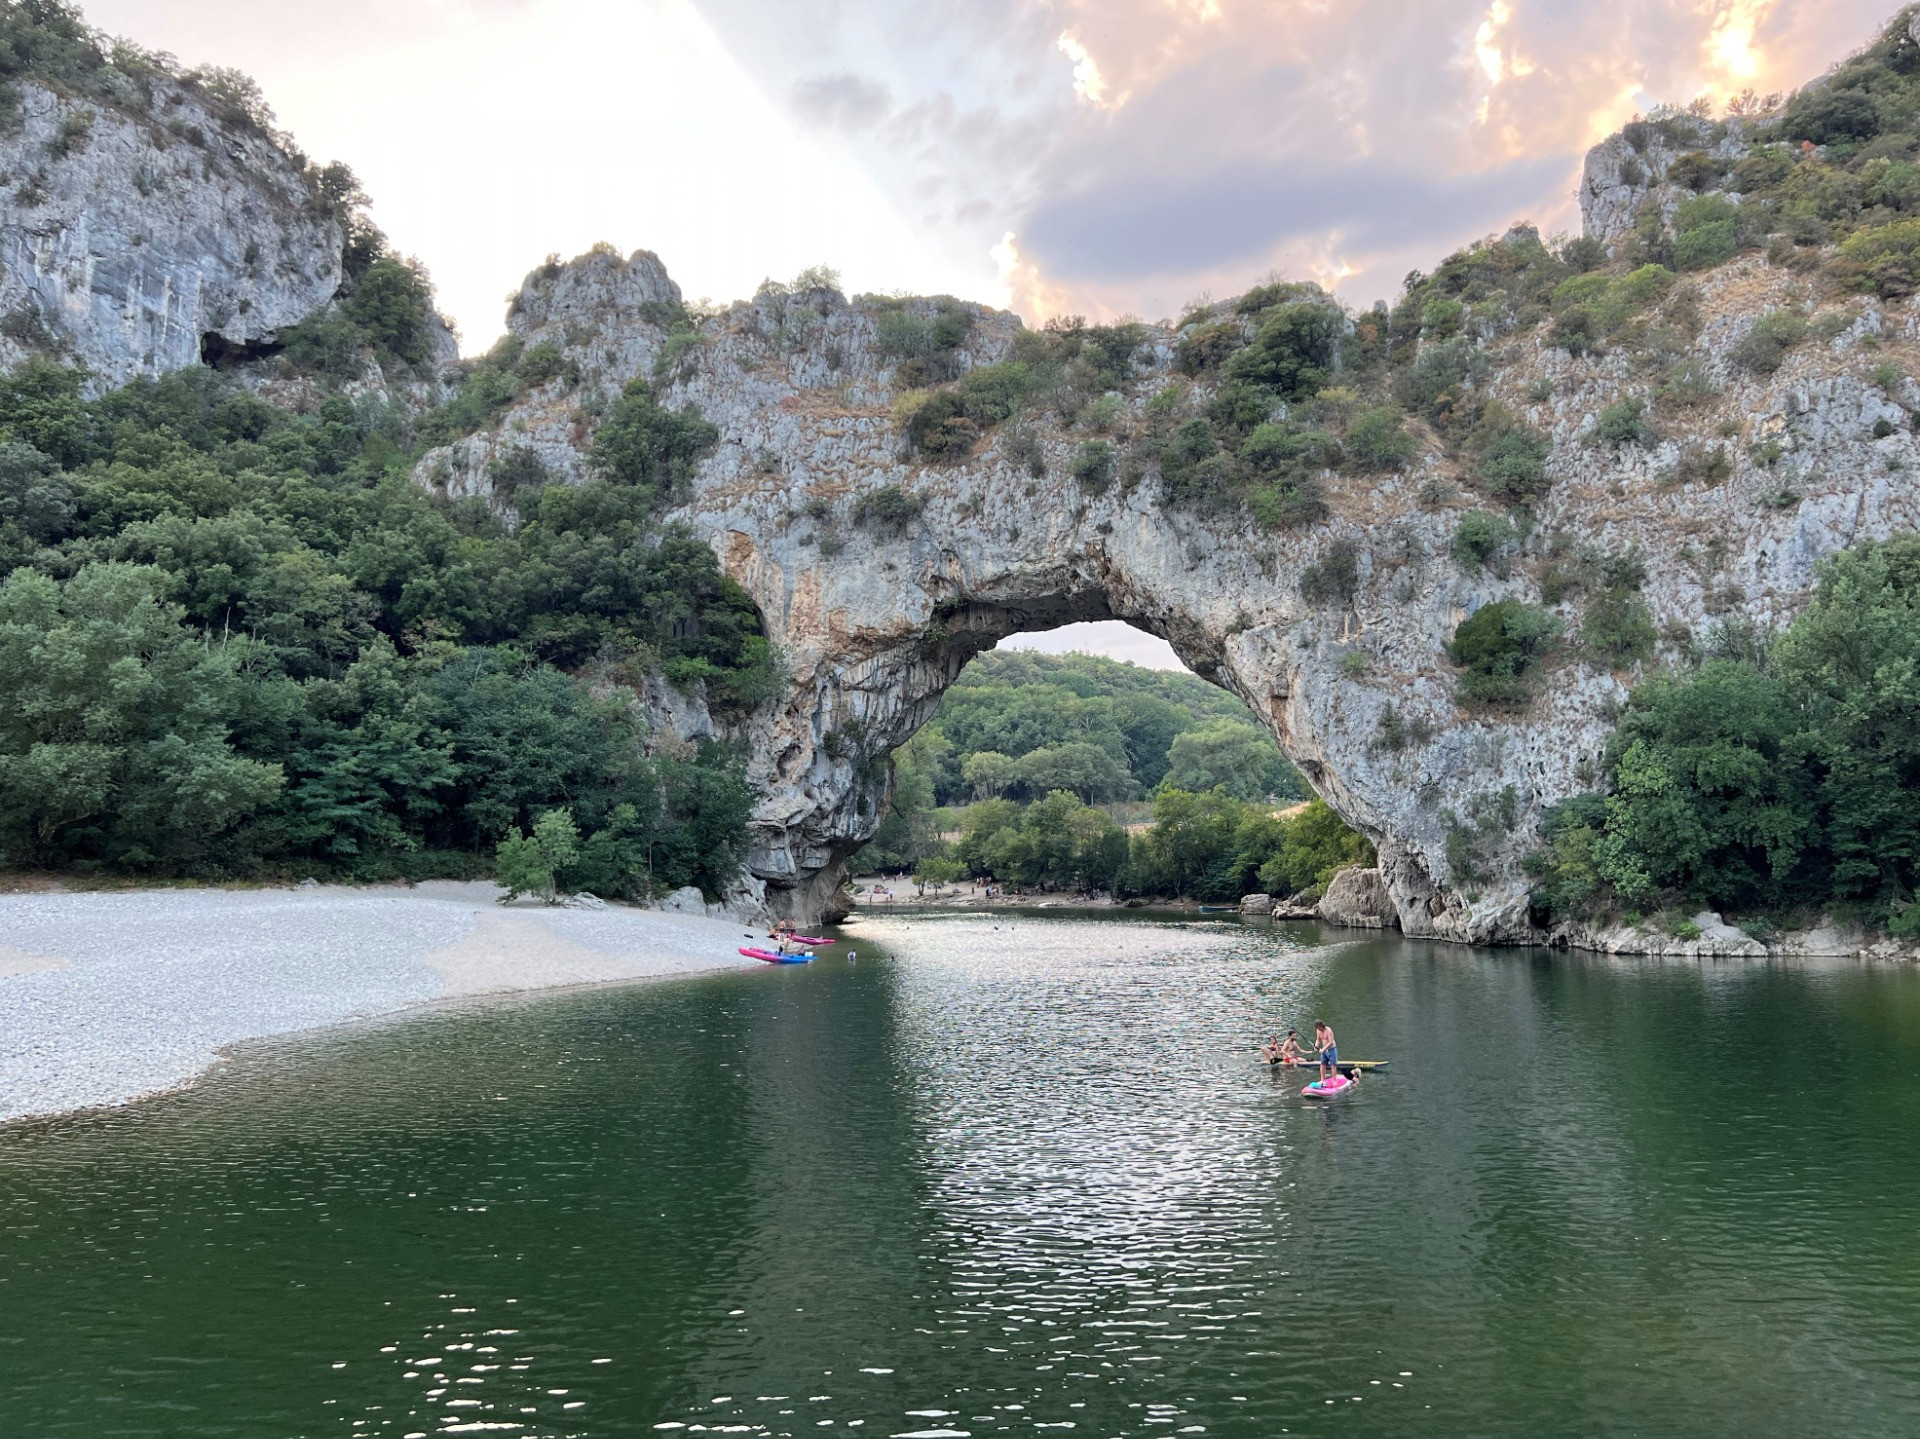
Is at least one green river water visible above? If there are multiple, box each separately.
[4,912,1920,1437]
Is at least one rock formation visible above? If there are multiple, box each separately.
[10,24,1920,946]
[0,75,344,388]
[411,234,1920,939]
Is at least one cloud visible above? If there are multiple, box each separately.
[689,0,1899,319]
[791,73,893,132]
[1018,152,1576,283]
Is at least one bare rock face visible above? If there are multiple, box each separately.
[420,228,1920,939]
[415,247,688,501]
[0,78,343,389]
[1580,111,1752,245]
[1314,869,1399,929]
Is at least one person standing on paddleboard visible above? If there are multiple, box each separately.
[1314,1020,1337,1084]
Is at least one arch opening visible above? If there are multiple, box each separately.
[747,591,1378,925]
[841,616,1346,911]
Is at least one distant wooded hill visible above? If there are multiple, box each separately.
[913,649,1303,807]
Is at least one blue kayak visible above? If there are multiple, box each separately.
[741,947,812,965]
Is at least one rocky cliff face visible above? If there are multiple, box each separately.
[0,75,344,388]
[417,232,1920,938]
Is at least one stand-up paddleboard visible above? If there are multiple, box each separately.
[1269,1058,1388,1073]
[740,947,812,965]
[787,935,829,946]
[1303,1073,1357,1098]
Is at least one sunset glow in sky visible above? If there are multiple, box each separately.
[81,0,1904,669]
[88,0,1895,347]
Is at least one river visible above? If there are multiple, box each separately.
[3,911,1918,1436]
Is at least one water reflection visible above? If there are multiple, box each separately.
[2,917,1919,1437]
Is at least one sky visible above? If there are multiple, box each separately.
[84,0,1900,672]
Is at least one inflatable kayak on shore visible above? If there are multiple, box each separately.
[740,947,812,965]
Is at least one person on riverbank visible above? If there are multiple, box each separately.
[1314,1020,1337,1083]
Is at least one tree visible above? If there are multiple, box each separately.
[1013,741,1133,803]
[1163,720,1299,800]
[495,809,581,904]
[962,749,1017,799]
[345,257,435,368]
[0,564,284,870]
[1222,302,1343,401]
[1257,799,1375,897]
[914,856,965,893]
[589,379,720,503]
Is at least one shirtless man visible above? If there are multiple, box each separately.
[1313,1019,1338,1084]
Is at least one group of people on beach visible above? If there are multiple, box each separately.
[767,920,814,959]
[1261,1020,1346,1085]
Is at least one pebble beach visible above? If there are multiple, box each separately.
[0,881,761,1125]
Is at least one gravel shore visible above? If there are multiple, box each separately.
[0,881,763,1125]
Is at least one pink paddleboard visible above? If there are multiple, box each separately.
[1303,1073,1356,1098]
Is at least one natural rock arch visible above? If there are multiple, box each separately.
[415,246,1920,941]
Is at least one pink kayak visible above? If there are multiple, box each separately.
[1303,1073,1357,1098]
[740,947,812,965]
[787,934,829,946]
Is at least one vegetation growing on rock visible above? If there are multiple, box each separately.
[1529,537,1920,933]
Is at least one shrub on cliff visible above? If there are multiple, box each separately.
[1780,83,1881,148]
[855,484,922,536]
[1069,439,1114,491]
[1729,310,1809,373]
[1447,599,1560,709]
[1175,319,1245,375]
[1300,540,1360,606]
[590,378,720,500]
[1344,404,1418,471]
[1832,219,1920,296]
[1221,302,1342,402]
[1672,194,1743,271]
[1467,403,1551,503]
[1588,397,1657,447]
[1450,512,1521,574]
[1580,585,1658,665]
[1394,336,1488,426]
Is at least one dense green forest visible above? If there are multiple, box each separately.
[0,3,784,899]
[1529,537,1920,937]
[0,360,768,897]
[854,651,1372,903]
[903,650,1302,807]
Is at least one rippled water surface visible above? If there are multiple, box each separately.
[5,913,1920,1437]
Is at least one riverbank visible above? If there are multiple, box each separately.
[0,881,764,1125]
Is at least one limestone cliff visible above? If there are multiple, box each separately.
[415,238,1920,938]
[0,73,344,388]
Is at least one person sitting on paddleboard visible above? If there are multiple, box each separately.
[1314,1020,1337,1083]
[1260,1034,1283,1063]
[1278,1029,1305,1066]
